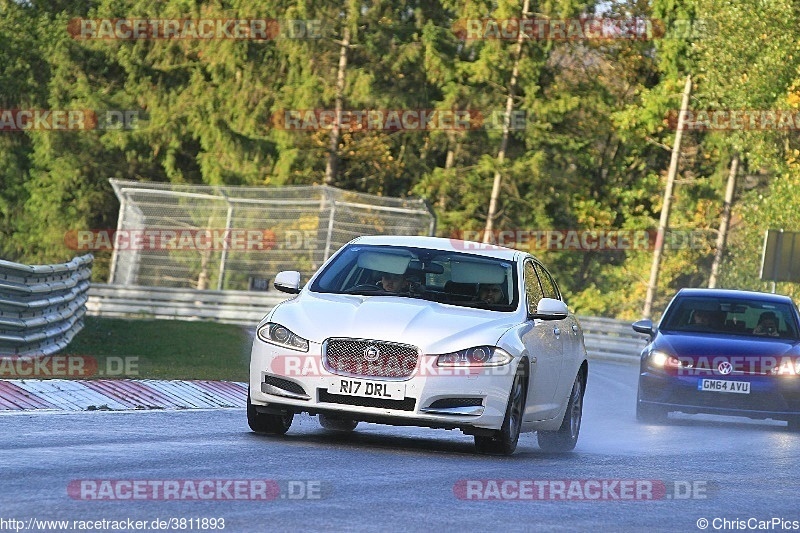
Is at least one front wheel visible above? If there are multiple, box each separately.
[475,364,526,455]
[247,393,293,435]
[537,371,584,452]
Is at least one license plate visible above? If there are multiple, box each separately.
[698,379,750,394]
[328,378,405,400]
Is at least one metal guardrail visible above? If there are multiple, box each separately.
[578,315,649,363]
[0,254,94,356]
[87,284,649,362]
[86,284,288,326]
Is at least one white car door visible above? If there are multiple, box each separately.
[535,262,579,401]
[521,260,564,421]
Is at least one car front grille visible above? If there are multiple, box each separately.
[646,381,784,412]
[323,338,419,379]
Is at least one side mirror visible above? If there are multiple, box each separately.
[273,271,301,294]
[530,298,569,321]
[632,318,655,337]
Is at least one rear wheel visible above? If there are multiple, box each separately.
[474,364,526,455]
[319,414,359,432]
[537,371,584,452]
[247,393,293,435]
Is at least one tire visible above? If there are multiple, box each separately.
[474,364,526,456]
[537,371,584,452]
[247,393,293,435]
[635,390,668,424]
[319,414,359,432]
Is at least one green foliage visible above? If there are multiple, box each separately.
[2,0,800,317]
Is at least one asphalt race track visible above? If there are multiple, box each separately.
[1,360,798,532]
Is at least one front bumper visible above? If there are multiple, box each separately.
[638,369,800,420]
[249,339,516,433]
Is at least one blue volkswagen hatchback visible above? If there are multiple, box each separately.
[633,288,800,429]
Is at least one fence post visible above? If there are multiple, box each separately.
[108,197,126,284]
[217,197,234,290]
[323,195,337,262]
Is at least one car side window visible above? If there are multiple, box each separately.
[534,263,558,300]
[524,261,544,314]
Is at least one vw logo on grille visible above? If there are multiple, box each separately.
[363,345,381,362]
[717,361,733,375]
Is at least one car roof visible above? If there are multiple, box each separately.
[675,287,796,305]
[349,235,523,261]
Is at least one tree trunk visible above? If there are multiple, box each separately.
[642,74,692,318]
[708,154,739,288]
[482,0,530,243]
[324,24,351,186]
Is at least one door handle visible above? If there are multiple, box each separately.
[571,324,579,334]
[553,327,560,336]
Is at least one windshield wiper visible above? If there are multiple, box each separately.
[342,284,390,295]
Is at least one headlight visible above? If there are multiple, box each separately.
[257,323,309,352]
[436,346,512,367]
[647,350,683,370]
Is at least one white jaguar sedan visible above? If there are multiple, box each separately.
[248,236,588,455]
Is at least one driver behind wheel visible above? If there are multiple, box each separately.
[478,283,504,304]
[380,272,410,293]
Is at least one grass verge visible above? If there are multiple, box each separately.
[62,316,252,381]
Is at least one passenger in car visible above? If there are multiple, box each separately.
[753,312,780,337]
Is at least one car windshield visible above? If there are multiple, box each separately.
[309,244,519,312]
[660,296,800,340]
